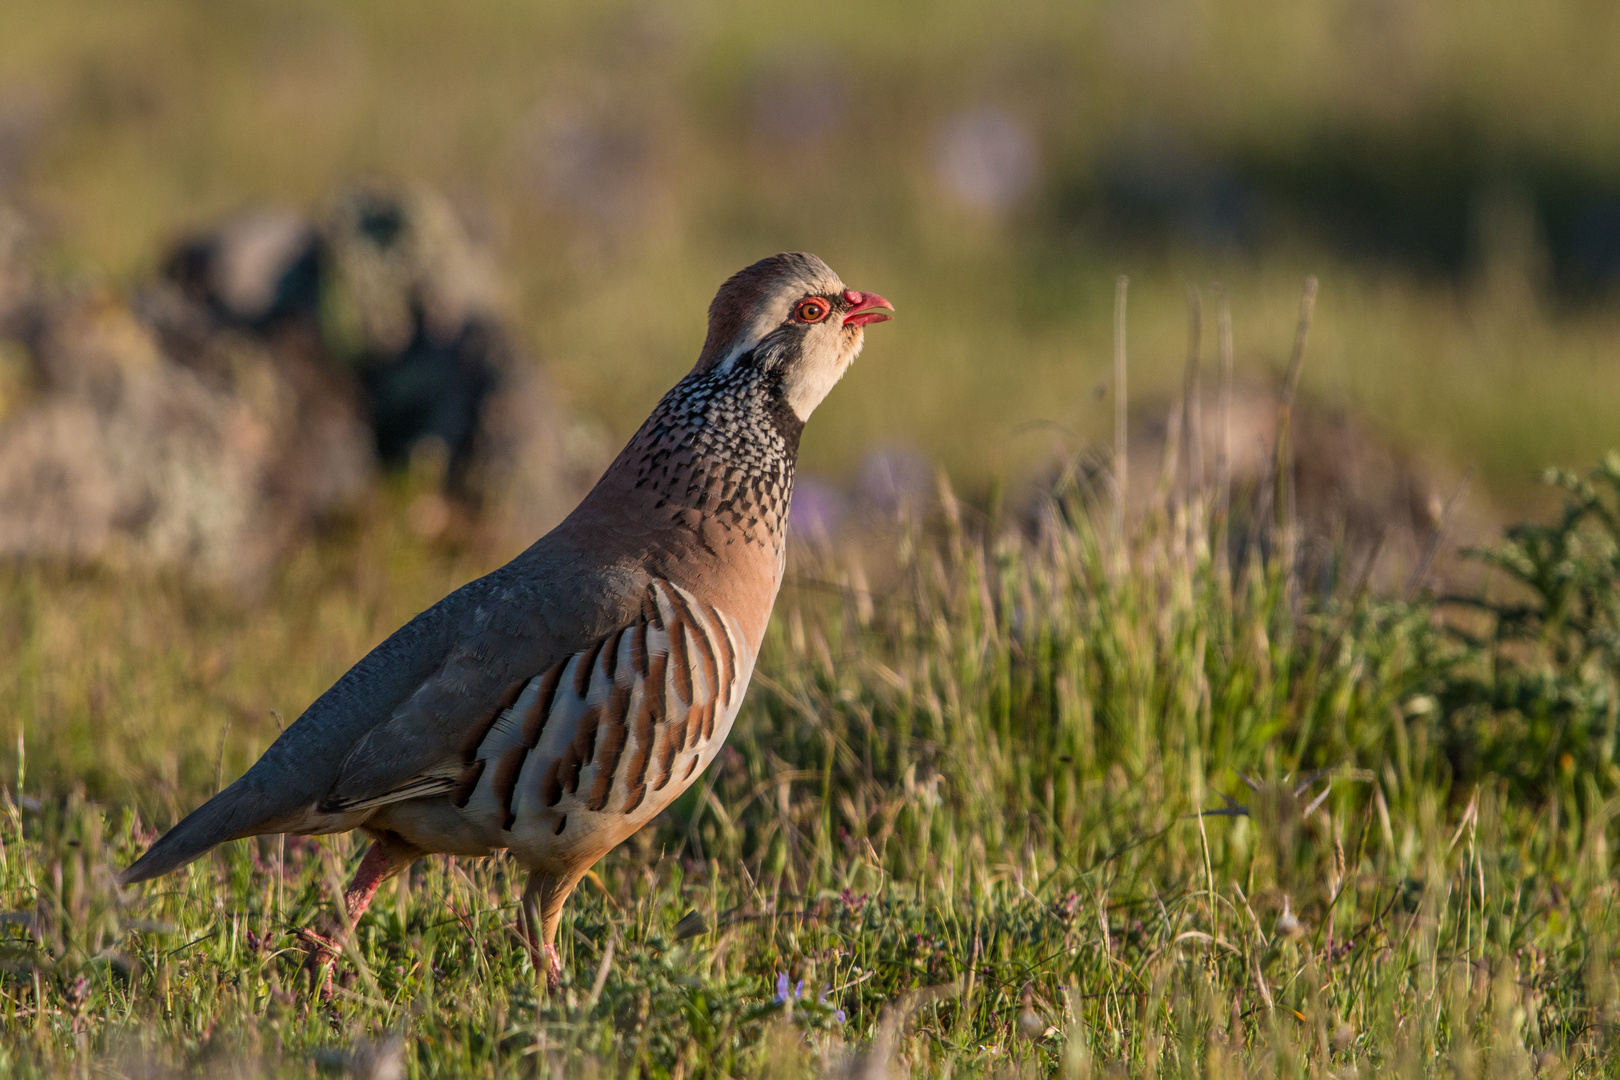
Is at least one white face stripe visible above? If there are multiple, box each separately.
[707,270,867,421]
[711,270,845,375]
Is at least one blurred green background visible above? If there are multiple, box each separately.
[4,0,1620,507]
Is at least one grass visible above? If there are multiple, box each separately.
[2,437,1620,1076]
[4,6,1620,1070]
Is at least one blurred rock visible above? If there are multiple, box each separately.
[322,186,505,358]
[169,188,510,488]
[0,183,607,590]
[1033,379,1493,593]
[470,368,603,549]
[166,206,320,328]
[318,186,609,542]
[0,200,34,335]
[321,187,505,486]
[0,288,370,592]
[164,184,607,542]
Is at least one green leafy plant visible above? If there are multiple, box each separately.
[1442,453,1620,801]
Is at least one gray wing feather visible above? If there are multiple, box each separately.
[317,562,653,813]
[118,590,466,884]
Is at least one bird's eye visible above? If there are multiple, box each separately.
[794,299,828,323]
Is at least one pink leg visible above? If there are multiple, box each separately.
[521,873,572,994]
[299,839,415,998]
[544,944,561,992]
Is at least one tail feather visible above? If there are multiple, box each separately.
[119,778,287,886]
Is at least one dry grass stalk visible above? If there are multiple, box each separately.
[1215,285,1235,586]
[1184,286,1205,560]
[1113,275,1129,560]
[1275,276,1319,604]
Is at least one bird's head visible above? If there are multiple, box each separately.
[695,252,893,421]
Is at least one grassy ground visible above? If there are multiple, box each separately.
[4,7,1620,1072]
[2,447,1619,1076]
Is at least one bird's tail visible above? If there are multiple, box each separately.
[119,777,284,886]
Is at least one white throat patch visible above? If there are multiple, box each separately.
[786,330,863,420]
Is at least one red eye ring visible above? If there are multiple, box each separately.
[793,298,829,323]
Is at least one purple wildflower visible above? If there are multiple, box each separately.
[771,972,846,1025]
[774,972,800,1004]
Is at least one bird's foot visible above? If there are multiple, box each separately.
[516,915,562,993]
[295,927,342,1001]
[520,934,562,994]
[545,943,561,994]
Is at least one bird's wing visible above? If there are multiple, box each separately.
[470,576,750,829]
[319,577,744,821]
[120,583,474,884]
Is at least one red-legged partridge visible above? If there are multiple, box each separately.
[119,252,893,991]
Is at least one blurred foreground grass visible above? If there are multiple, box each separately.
[1,452,1619,1075]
